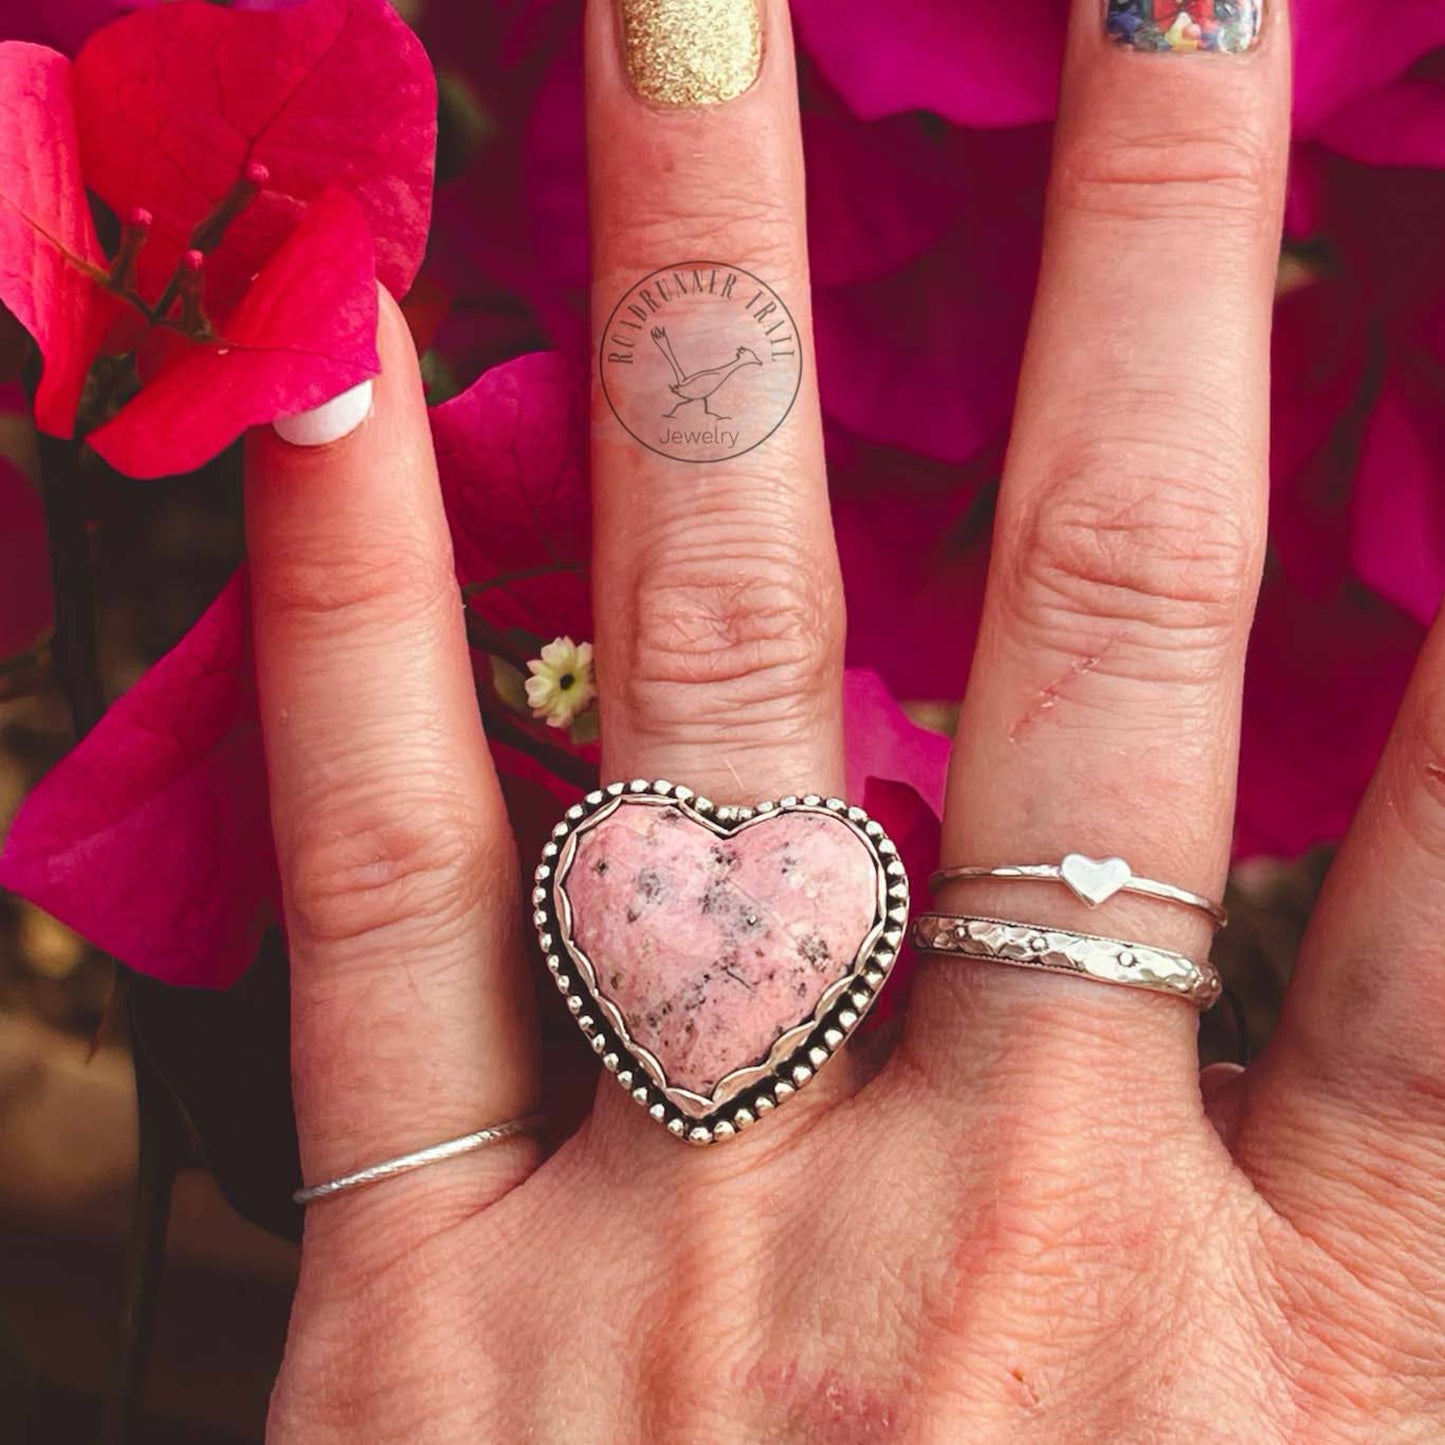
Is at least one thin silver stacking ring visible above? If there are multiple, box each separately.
[930,852,1227,929]
[293,1114,546,1205]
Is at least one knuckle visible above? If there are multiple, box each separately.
[615,208,795,266]
[607,176,796,272]
[1055,123,1272,229]
[1007,442,1262,659]
[262,530,457,637]
[623,527,840,732]
[285,781,507,951]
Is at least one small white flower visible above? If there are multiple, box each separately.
[525,636,597,729]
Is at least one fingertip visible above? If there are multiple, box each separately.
[273,378,374,447]
[246,281,443,598]
[261,287,419,455]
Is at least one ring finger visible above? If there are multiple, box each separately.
[905,0,1289,1112]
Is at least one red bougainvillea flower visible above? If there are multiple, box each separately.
[0,571,278,986]
[1326,166,1445,624]
[1228,257,1425,858]
[0,0,435,477]
[0,352,951,989]
[0,44,123,438]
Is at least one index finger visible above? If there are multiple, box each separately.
[247,293,540,1232]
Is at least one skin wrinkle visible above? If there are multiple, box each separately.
[623,693,836,760]
[622,476,825,545]
[623,572,836,699]
[1009,478,1262,629]
[607,205,799,257]
[616,501,841,702]
[1053,117,1276,228]
[916,1077,1210,1358]
[1272,1236,1440,1426]
[1229,1103,1445,1410]
[1392,692,1445,855]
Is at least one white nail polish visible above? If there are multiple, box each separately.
[273,379,374,447]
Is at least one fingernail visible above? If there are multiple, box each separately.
[619,0,762,107]
[273,380,374,447]
[1105,1,1262,53]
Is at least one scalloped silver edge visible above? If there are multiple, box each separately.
[533,781,910,1146]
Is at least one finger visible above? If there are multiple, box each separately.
[903,0,1288,1117]
[248,292,538,1231]
[589,0,840,796]
[583,0,852,1134]
[1228,615,1445,1257]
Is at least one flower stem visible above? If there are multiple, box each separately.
[477,691,599,792]
[464,607,535,673]
[461,561,586,601]
[37,434,183,1443]
[98,1031,187,1445]
[37,436,105,736]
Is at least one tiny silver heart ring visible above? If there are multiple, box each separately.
[929,854,1227,930]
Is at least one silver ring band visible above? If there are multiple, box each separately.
[912,914,1222,1009]
[930,853,1227,929]
[293,1113,546,1205]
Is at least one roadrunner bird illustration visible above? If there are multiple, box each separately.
[651,326,762,421]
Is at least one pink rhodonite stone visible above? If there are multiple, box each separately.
[562,802,880,1098]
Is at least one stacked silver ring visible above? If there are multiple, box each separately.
[910,914,1221,1008]
[913,853,1225,1009]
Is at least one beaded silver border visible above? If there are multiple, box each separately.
[532,780,910,1146]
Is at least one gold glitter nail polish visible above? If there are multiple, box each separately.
[619,0,763,107]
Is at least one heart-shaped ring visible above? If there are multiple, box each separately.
[532,781,909,1145]
[1059,853,1133,909]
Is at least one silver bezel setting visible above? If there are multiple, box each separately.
[533,780,910,1145]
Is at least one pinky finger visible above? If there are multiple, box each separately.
[1231,614,1445,1269]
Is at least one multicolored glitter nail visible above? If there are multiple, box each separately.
[1106,0,1261,53]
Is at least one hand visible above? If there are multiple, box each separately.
[253,0,1443,1437]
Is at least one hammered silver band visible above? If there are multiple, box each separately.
[293,1113,546,1205]
[912,914,1222,1008]
[930,853,1227,929]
